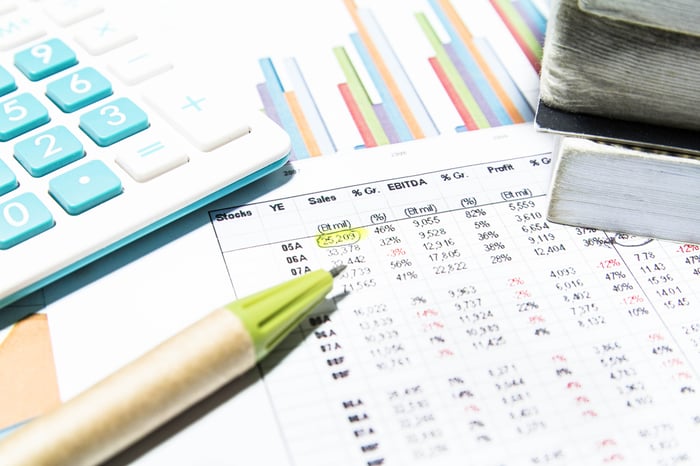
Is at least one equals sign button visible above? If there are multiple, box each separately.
[116,140,189,182]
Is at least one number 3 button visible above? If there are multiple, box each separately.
[79,97,149,146]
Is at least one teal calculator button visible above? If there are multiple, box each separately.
[49,160,122,215]
[0,192,55,249]
[0,159,18,196]
[14,125,85,177]
[15,38,78,81]
[79,97,149,146]
[0,93,50,141]
[0,66,16,97]
[46,67,112,113]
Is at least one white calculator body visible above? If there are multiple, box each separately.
[0,2,291,309]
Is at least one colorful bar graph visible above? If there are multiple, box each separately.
[417,12,491,130]
[512,0,547,45]
[430,0,528,124]
[284,91,322,157]
[256,0,544,157]
[344,0,427,141]
[283,57,336,155]
[258,58,310,160]
[338,82,377,149]
[489,0,544,73]
[349,32,412,144]
[334,46,390,147]
[423,0,537,132]
[428,57,479,131]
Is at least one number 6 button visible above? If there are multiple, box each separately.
[46,67,112,112]
[79,97,149,146]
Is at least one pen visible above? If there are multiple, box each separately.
[0,265,346,466]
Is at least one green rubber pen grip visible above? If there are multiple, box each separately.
[225,268,336,361]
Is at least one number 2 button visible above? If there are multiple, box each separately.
[79,97,149,146]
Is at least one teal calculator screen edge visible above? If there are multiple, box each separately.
[0,155,289,321]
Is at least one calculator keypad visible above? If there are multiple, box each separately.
[0,0,291,309]
[0,10,151,248]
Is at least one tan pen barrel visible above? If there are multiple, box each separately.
[0,308,255,466]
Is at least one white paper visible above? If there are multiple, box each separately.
[45,124,700,464]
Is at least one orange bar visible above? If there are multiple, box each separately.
[343,0,425,139]
[284,91,322,157]
[438,0,524,123]
[0,314,60,428]
[429,57,478,131]
[338,82,377,148]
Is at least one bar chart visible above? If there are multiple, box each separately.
[0,314,60,438]
[256,0,546,159]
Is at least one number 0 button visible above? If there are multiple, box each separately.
[79,97,149,146]
[49,160,122,214]
[0,193,54,249]
[46,67,112,112]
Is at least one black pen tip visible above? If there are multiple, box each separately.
[329,265,346,277]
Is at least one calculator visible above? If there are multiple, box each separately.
[0,2,291,310]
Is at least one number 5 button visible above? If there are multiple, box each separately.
[0,93,50,141]
[79,97,149,146]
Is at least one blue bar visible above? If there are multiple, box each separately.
[357,8,439,137]
[349,33,412,142]
[283,57,337,154]
[514,0,546,43]
[258,57,309,159]
[428,0,512,126]
[444,43,502,127]
[256,82,296,160]
[473,37,534,120]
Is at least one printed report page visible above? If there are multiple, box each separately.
[43,124,700,465]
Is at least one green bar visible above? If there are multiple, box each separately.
[333,46,389,145]
[415,13,489,128]
[496,0,542,61]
